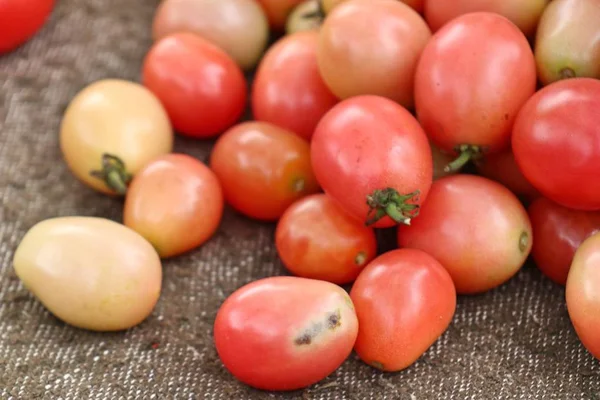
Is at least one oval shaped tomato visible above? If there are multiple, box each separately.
[350,248,456,372]
[276,193,378,284]
[317,0,431,109]
[286,0,322,34]
[252,31,338,141]
[415,12,537,172]
[214,276,359,391]
[566,232,600,360]
[142,32,247,139]
[398,175,532,294]
[311,95,433,228]
[210,121,320,221]
[0,0,55,54]
[256,0,305,31]
[528,197,600,286]
[512,78,600,211]
[123,154,224,259]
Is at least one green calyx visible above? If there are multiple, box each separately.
[365,188,420,226]
[444,144,484,173]
[89,153,132,195]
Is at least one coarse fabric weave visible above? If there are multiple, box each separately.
[0,1,599,399]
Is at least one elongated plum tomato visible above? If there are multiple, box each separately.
[142,32,247,139]
[256,0,305,31]
[322,0,424,15]
[0,0,55,54]
[13,217,162,332]
[512,78,600,211]
[528,197,600,286]
[60,79,173,196]
[152,0,269,70]
[285,0,322,34]
[214,276,358,391]
[311,95,433,228]
[123,154,224,259]
[317,0,431,109]
[534,0,600,86]
[209,121,320,221]
[414,12,536,172]
[398,175,532,294]
[566,232,600,360]
[275,194,378,284]
[350,249,456,372]
[252,31,338,141]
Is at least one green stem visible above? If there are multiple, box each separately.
[90,153,132,195]
[444,144,483,173]
[365,188,420,226]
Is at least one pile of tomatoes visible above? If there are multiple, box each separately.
[7,0,600,393]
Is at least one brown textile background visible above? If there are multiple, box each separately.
[0,0,598,399]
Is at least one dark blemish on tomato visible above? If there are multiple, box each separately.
[327,309,342,330]
[370,361,385,370]
[294,334,312,346]
[294,309,342,346]
[504,113,509,121]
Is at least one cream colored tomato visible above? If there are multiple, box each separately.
[286,0,322,35]
[13,217,163,332]
[60,79,173,196]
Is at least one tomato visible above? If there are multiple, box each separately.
[0,0,55,54]
[209,121,320,221]
[311,95,433,229]
[316,0,431,109]
[152,0,269,70]
[566,232,600,361]
[256,0,305,31]
[60,79,174,196]
[528,197,600,286]
[214,276,358,391]
[414,12,537,172]
[13,217,162,332]
[350,249,456,372]
[142,32,247,139]
[123,154,223,259]
[285,0,322,35]
[534,0,600,85]
[512,78,600,211]
[322,0,424,15]
[275,194,377,284]
[398,175,532,294]
[252,31,338,141]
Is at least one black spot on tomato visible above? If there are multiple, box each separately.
[294,334,312,346]
[327,309,342,330]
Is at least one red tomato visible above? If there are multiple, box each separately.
[214,276,359,391]
[310,95,433,228]
[566,232,600,360]
[252,31,338,141]
[209,121,320,221]
[275,194,378,284]
[528,197,600,286]
[256,0,305,31]
[142,32,247,139]
[414,12,537,172]
[123,154,223,259]
[350,249,456,372]
[0,0,55,54]
[398,175,532,294]
[512,78,600,211]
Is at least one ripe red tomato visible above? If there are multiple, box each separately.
[310,95,433,228]
[512,78,600,211]
[0,0,55,54]
[214,276,359,391]
[209,121,320,221]
[275,194,378,284]
[123,154,224,259]
[566,232,600,361]
[415,12,537,172]
[142,32,247,139]
[256,0,305,31]
[398,175,532,294]
[252,31,338,141]
[350,249,456,372]
[528,197,600,286]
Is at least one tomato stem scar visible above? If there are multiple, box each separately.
[355,251,367,266]
[519,231,529,253]
[366,188,420,226]
[559,67,576,79]
[89,153,132,195]
[444,144,483,173]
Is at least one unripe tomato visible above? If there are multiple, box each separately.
[0,0,55,54]
[256,0,305,31]
[286,0,322,34]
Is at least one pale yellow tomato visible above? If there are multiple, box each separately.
[286,0,322,35]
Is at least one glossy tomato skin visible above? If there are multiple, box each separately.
[276,194,378,285]
[398,175,532,294]
[214,276,359,391]
[210,121,320,221]
[415,12,536,157]
[142,32,247,139]
[528,197,600,286]
[311,95,433,229]
[123,154,224,259]
[350,249,456,372]
[252,31,338,141]
[0,0,55,54]
[566,232,600,360]
[512,78,600,211]
[256,0,305,31]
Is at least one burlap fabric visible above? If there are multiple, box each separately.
[0,0,599,398]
